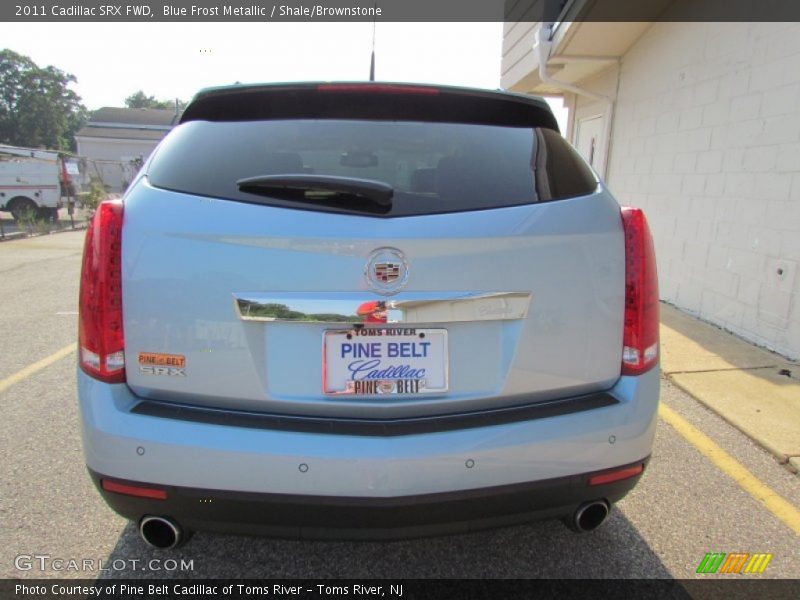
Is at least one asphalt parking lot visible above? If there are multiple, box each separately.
[1,230,798,580]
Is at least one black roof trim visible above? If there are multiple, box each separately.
[180,81,559,131]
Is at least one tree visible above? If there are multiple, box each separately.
[125,90,184,111]
[0,49,87,151]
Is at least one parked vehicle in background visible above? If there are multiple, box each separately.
[0,144,80,221]
[77,82,660,549]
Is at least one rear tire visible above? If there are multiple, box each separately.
[9,197,37,222]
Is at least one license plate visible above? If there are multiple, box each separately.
[323,328,448,395]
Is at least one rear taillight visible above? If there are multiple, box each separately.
[79,200,125,383]
[621,206,659,375]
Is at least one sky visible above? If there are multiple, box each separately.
[2,23,504,108]
[1,22,568,129]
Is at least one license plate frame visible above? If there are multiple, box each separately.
[323,328,449,396]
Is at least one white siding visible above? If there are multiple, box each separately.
[501,21,541,90]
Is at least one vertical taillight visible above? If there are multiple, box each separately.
[621,206,659,375]
[79,200,125,383]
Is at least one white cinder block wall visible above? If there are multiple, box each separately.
[578,22,800,360]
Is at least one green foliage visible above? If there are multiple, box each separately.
[14,204,52,235]
[0,49,88,151]
[125,90,185,111]
[34,214,52,235]
[17,204,38,232]
[82,175,107,211]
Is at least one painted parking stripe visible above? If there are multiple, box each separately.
[659,403,800,535]
[0,342,76,394]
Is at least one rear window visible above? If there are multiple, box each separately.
[147,119,598,217]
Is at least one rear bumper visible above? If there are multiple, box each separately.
[90,458,648,540]
[78,367,660,536]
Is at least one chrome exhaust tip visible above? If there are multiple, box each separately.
[566,500,610,533]
[139,516,182,549]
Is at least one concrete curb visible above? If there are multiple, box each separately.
[0,224,88,242]
[0,231,28,242]
[666,375,793,465]
[660,303,800,474]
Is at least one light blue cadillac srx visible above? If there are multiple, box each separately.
[77,82,659,549]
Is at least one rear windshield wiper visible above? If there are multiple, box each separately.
[237,174,394,208]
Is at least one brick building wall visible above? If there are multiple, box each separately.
[571,22,800,359]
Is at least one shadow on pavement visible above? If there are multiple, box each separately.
[98,509,672,579]
[660,302,797,386]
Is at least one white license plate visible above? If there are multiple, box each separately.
[323,328,448,395]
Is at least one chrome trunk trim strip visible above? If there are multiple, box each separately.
[233,292,532,324]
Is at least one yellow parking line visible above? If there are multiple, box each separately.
[659,403,800,535]
[0,342,76,394]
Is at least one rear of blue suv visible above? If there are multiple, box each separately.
[77,82,659,549]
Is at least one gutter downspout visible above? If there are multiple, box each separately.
[536,22,618,181]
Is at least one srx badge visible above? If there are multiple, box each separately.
[138,352,186,377]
